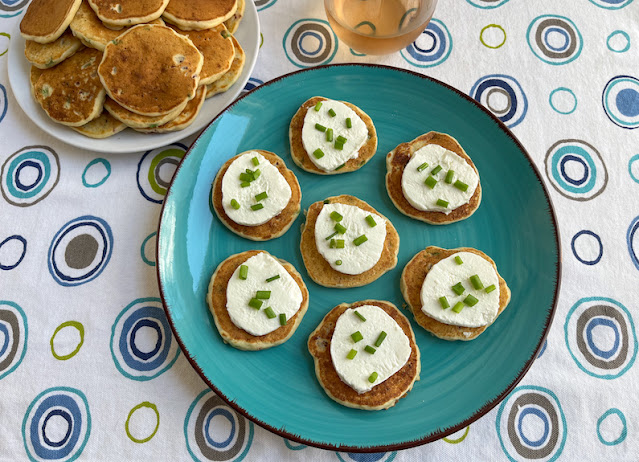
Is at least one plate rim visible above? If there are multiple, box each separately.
[6,4,260,154]
[156,63,563,453]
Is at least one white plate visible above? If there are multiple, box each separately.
[7,3,260,154]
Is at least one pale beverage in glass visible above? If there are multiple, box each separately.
[324,0,438,55]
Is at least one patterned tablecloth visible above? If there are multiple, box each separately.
[1,0,638,460]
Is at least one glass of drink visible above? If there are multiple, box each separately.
[324,0,438,55]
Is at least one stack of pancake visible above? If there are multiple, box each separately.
[20,0,246,138]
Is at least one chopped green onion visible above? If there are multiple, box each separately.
[335,260,342,266]
[334,223,347,234]
[326,128,333,142]
[470,274,484,290]
[239,265,248,280]
[313,148,324,159]
[346,349,357,359]
[240,181,251,188]
[431,165,442,175]
[330,211,343,222]
[252,169,261,180]
[354,311,366,322]
[251,156,259,166]
[248,298,263,309]
[374,331,387,347]
[439,296,450,309]
[255,191,268,202]
[424,176,438,189]
[368,372,378,383]
[334,141,344,150]
[436,199,449,208]
[251,203,264,211]
[328,108,336,117]
[314,101,322,111]
[346,117,352,128]
[325,231,338,241]
[452,282,465,295]
[335,163,346,170]
[266,275,280,282]
[353,235,368,246]
[323,199,330,204]
[315,123,326,132]
[230,199,240,210]
[463,294,479,307]
[336,135,347,143]
[256,290,271,299]
[485,284,497,293]
[417,162,429,172]
[264,307,276,318]
[454,256,463,265]
[445,170,454,184]
[365,215,377,227]
[329,238,337,249]
[364,345,376,354]
[351,331,363,343]
[454,180,469,192]
[452,301,465,313]
[279,313,286,326]
[333,239,344,248]
[239,172,253,182]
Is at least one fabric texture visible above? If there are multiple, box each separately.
[1,0,638,460]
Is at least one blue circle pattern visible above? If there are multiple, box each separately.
[0,235,27,270]
[607,30,631,53]
[111,298,180,381]
[22,387,91,462]
[588,0,634,9]
[6,151,51,199]
[546,140,607,201]
[0,301,28,380]
[204,408,235,448]
[602,75,639,129]
[586,318,619,359]
[571,230,603,265]
[549,87,578,115]
[336,453,396,462]
[465,0,511,8]
[47,216,113,287]
[0,0,29,18]
[254,0,277,11]
[537,339,548,358]
[629,154,639,183]
[470,75,528,128]
[627,216,639,271]
[544,27,569,52]
[597,408,627,445]
[526,15,583,66]
[282,18,338,69]
[82,159,111,188]
[0,84,6,125]
[242,77,264,94]
[517,407,548,447]
[400,19,452,68]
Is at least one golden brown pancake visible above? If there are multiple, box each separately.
[20,0,82,44]
[205,35,244,98]
[98,24,203,116]
[71,1,165,52]
[34,47,106,126]
[386,132,482,224]
[87,0,169,27]
[401,246,511,341]
[163,0,237,31]
[103,97,185,129]
[71,110,127,138]
[224,0,244,34]
[299,195,399,288]
[29,66,44,98]
[167,24,234,86]
[135,85,206,132]
[289,97,378,175]
[25,29,82,69]
[207,250,309,351]
[212,150,302,241]
[308,300,420,410]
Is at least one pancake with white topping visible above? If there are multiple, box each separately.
[386,132,482,224]
[24,30,82,69]
[87,0,169,27]
[205,35,244,98]
[212,150,301,241]
[308,299,420,410]
[300,195,399,288]
[401,246,511,341]
[207,250,309,351]
[98,24,203,116]
[289,96,378,175]
[163,0,237,31]
[20,0,82,44]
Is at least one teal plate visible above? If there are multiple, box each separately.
[157,64,561,452]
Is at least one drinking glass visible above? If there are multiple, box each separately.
[324,0,438,55]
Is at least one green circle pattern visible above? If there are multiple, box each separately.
[480,24,506,49]
[50,321,85,361]
[125,402,160,444]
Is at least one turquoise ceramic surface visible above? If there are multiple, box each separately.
[157,64,560,451]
